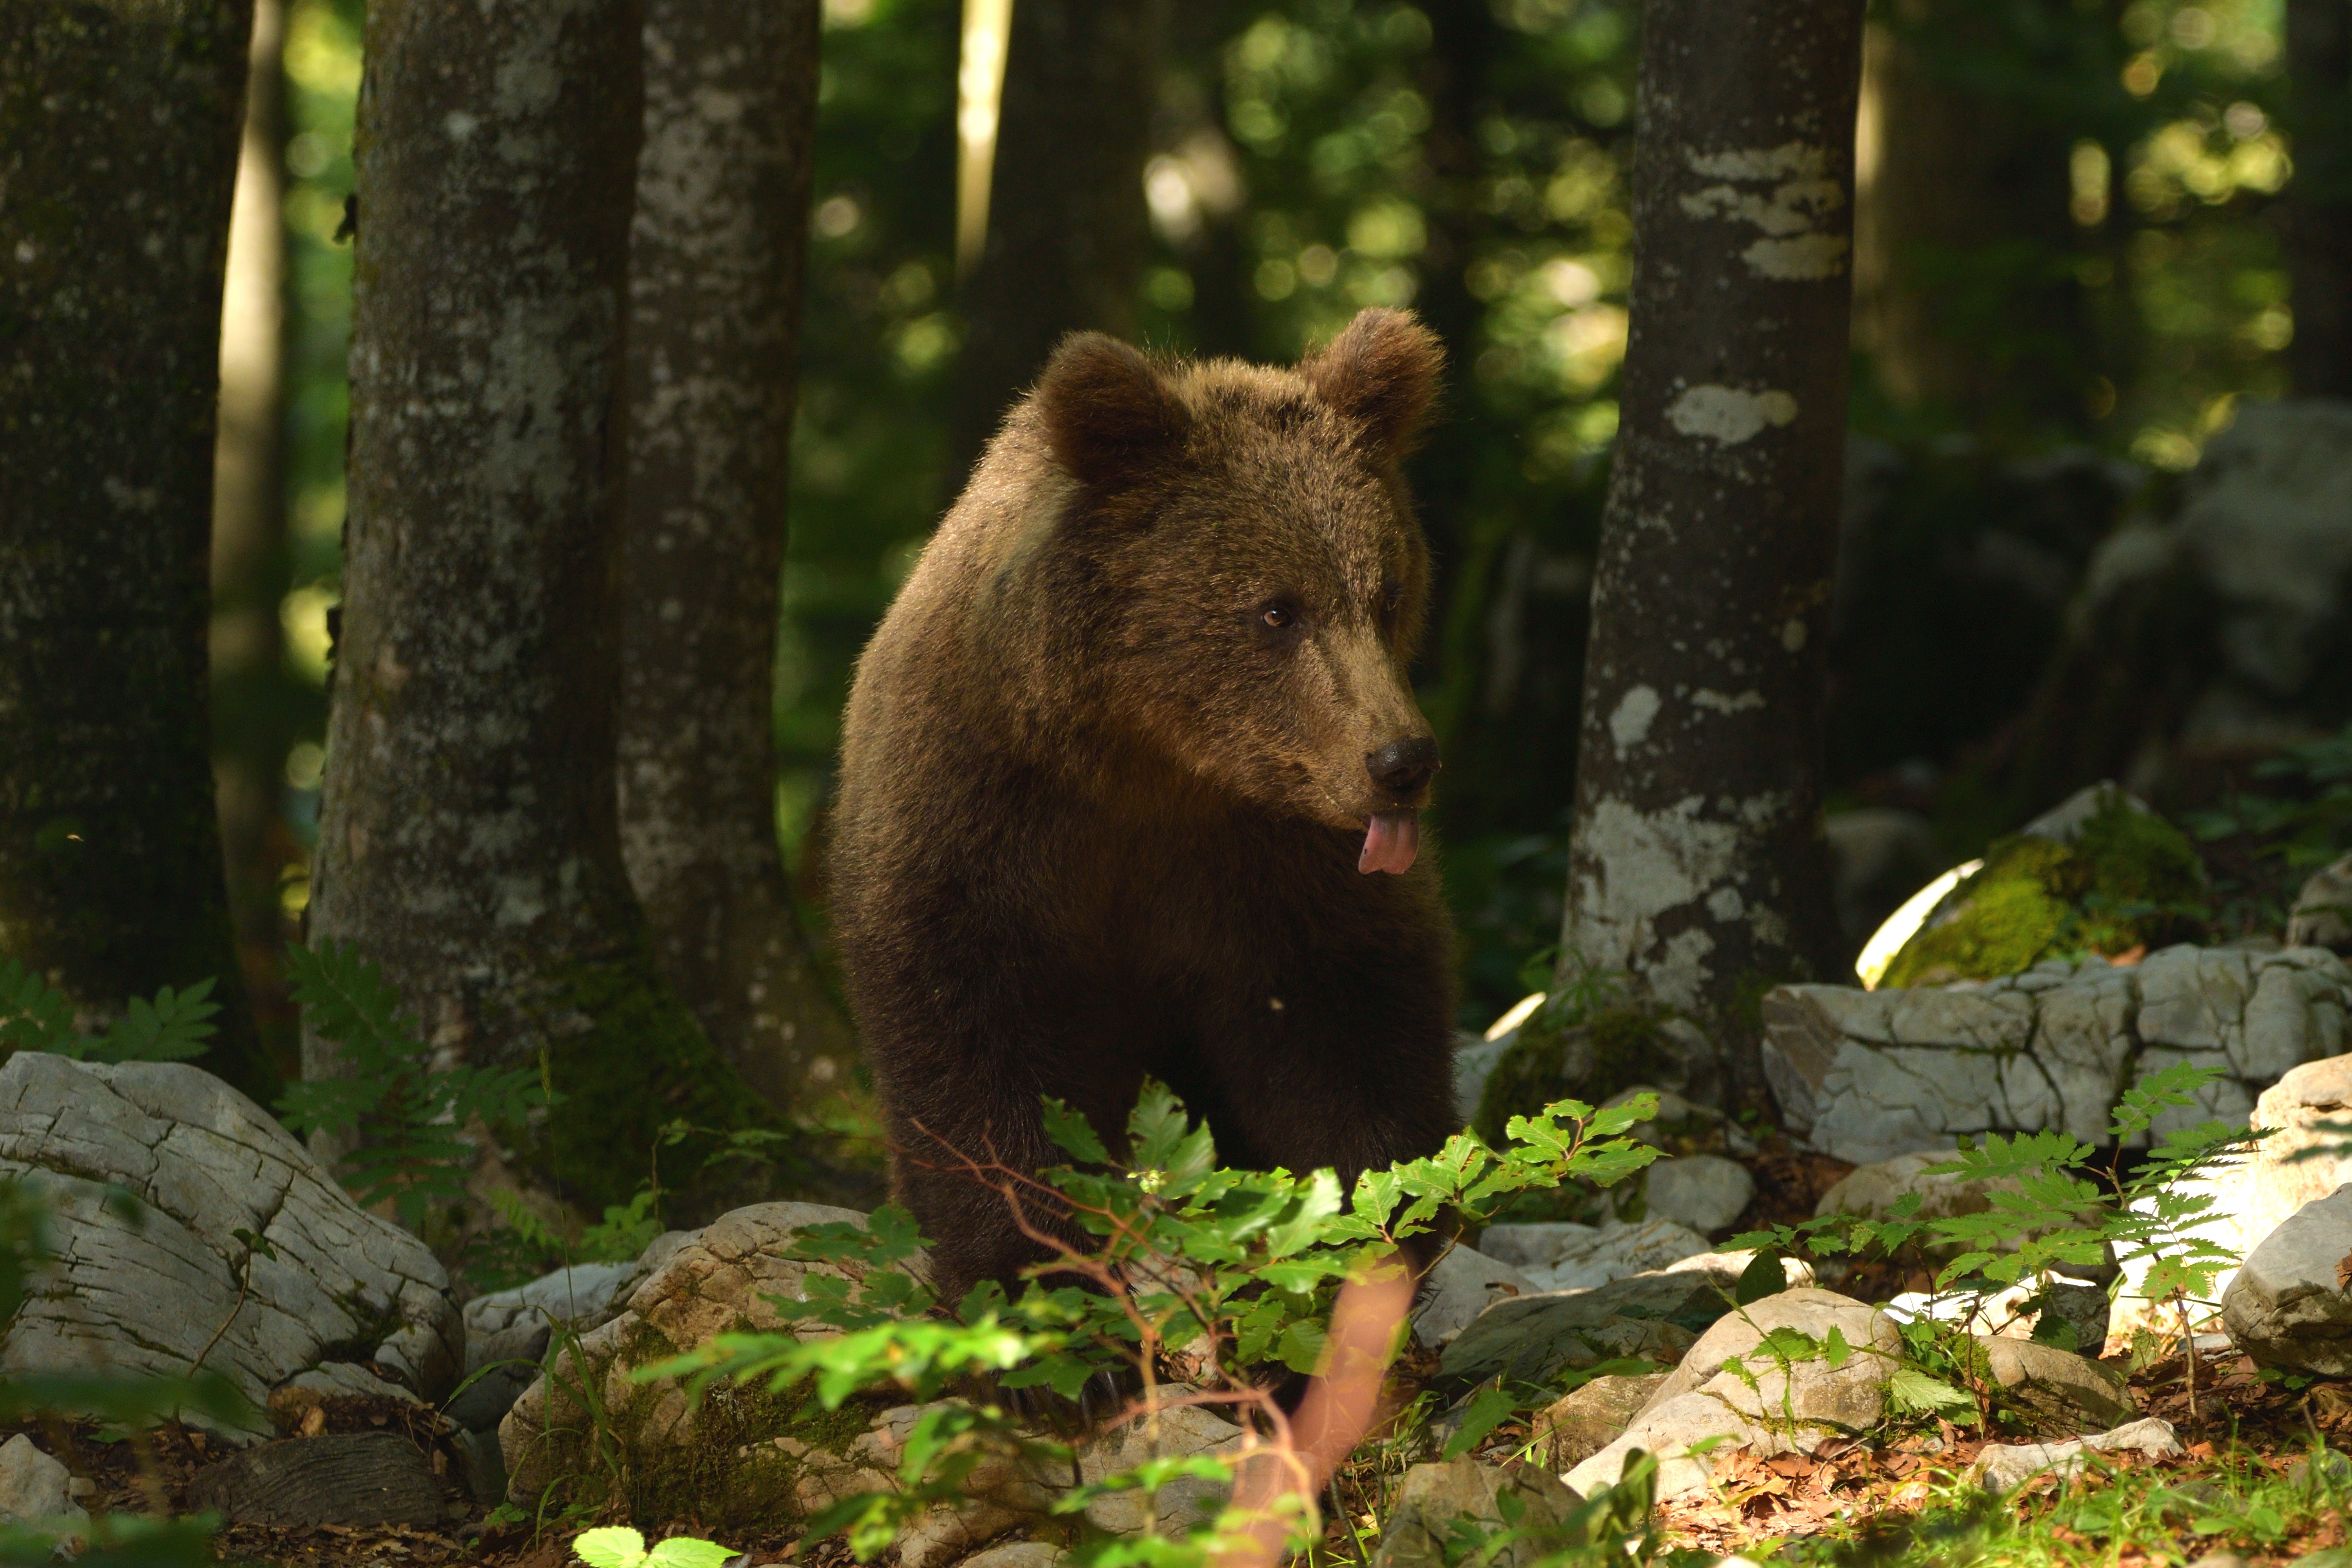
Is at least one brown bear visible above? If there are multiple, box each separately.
[829,309,1460,1305]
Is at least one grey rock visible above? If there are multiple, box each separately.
[2290,856,2352,955]
[1439,1255,1807,1389]
[2225,1182,2352,1374]
[1976,1336,2135,1427]
[0,1054,461,1442]
[1763,946,2352,1165]
[452,1233,692,1430]
[1414,1244,1539,1349]
[278,1362,424,1407]
[1369,1459,1582,1568]
[1454,1031,1513,1125]
[448,1426,508,1506]
[1476,1222,1599,1272]
[0,1433,85,1532]
[1530,1374,1668,1469]
[1815,1150,2014,1225]
[1522,1217,1714,1291]
[1968,1417,2181,1491]
[957,1547,1065,1568]
[1644,1156,1753,1235]
[1563,1290,1904,1501]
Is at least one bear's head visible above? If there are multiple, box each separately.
[1030,308,1444,874]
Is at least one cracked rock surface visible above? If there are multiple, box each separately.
[0,1054,461,1441]
[1762,946,2352,1164]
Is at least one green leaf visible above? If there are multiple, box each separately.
[1734,1250,1787,1304]
[1821,1325,1852,1370]
[572,1530,649,1568]
[1886,1367,1974,1415]
[1441,1383,1520,1461]
[644,1539,734,1568]
[1040,1097,1109,1164]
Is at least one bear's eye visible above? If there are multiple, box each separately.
[1262,606,1293,630]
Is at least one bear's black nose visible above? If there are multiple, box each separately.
[1366,735,1439,798]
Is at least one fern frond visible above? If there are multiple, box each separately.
[86,979,218,1063]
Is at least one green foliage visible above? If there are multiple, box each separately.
[1880,794,2209,987]
[0,959,219,1067]
[1473,953,1686,1147]
[572,1527,734,1568]
[640,1081,1662,1566]
[273,939,555,1232]
[2187,720,2352,880]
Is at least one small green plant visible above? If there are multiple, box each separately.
[273,939,556,1232]
[2186,720,2352,873]
[0,959,220,1066]
[636,1080,1667,1568]
[1733,1060,2254,1426]
[572,1526,734,1568]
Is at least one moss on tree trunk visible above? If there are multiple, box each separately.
[313,0,774,1219]
[618,0,856,1119]
[1560,0,1864,1100]
[0,0,276,1100]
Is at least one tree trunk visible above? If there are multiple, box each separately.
[618,0,855,1116]
[211,0,304,1064]
[2286,0,2352,397]
[315,0,772,1219]
[0,0,276,1100]
[947,0,1164,489]
[1560,0,1863,1100]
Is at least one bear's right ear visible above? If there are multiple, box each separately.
[1298,307,1443,456]
[1033,333,1189,488]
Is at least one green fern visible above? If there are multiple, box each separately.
[277,939,555,1231]
[0,959,217,1065]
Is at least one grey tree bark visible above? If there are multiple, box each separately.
[313,0,772,1217]
[1560,0,1863,1100]
[2286,0,2352,397]
[211,0,303,1060]
[947,0,1164,488]
[0,0,277,1100]
[618,0,855,1116]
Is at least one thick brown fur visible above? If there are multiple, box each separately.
[830,309,1460,1305]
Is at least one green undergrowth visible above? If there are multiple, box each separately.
[1765,1440,2352,1568]
[1881,790,2209,988]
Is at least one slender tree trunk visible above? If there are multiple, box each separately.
[314,0,772,1219]
[2286,0,2352,397]
[1560,0,1862,1100]
[947,0,1164,488]
[618,0,854,1116]
[212,0,303,1062]
[0,0,276,1100]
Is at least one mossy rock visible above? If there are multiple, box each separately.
[1473,1001,1713,1145]
[1880,787,2207,988]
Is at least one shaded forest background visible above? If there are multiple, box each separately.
[216,0,2322,1069]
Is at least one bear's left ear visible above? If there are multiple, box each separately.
[1299,308,1443,457]
[1033,332,1190,488]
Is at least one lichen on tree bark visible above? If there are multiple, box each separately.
[1560,0,1865,1099]
[313,0,774,1219]
[618,0,855,1118]
[0,0,277,1100]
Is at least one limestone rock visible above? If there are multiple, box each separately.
[1529,1373,1667,1469]
[1439,1255,1803,1389]
[1369,1459,1582,1568]
[2113,1047,2352,1349]
[1968,1417,2181,1491]
[498,1200,901,1507]
[1522,1217,1714,1292]
[0,1054,462,1441]
[958,1546,1064,1568]
[1562,1290,1904,1502]
[0,1434,85,1533]
[1815,1151,2014,1226]
[1976,1337,2134,1428]
[2289,856,2352,954]
[1414,1244,1538,1348]
[450,1234,692,1430]
[1763,946,2351,1164]
[1882,1280,2108,1353]
[1644,1156,1753,1235]
[2224,1182,2352,1375]
[1476,1222,1598,1273]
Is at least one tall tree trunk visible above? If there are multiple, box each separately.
[0,0,276,1100]
[212,0,302,1063]
[947,0,1164,489]
[1560,0,1862,1100]
[618,0,854,1116]
[314,0,772,1219]
[2286,0,2352,397]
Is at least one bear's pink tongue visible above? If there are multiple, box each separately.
[1359,810,1420,875]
